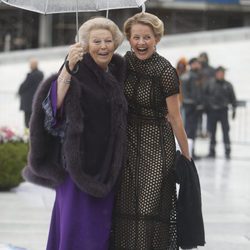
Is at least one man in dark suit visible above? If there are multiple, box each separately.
[204,66,237,159]
[18,58,44,128]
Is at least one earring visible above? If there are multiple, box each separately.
[130,47,134,52]
[154,45,157,51]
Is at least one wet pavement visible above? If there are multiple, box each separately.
[0,27,250,250]
[195,140,250,250]
[0,138,250,250]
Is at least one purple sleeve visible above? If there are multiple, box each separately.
[51,79,58,121]
[42,80,65,138]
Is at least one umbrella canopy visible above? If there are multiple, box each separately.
[2,0,147,41]
[1,0,147,14]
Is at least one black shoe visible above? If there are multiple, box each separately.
[225,154,231,160]
[192,154,201,160]
[207,153,215,158]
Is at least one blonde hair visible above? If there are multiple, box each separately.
[78,17,124,50]
[124,12,164,41]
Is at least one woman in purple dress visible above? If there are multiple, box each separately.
[22,17,127,250]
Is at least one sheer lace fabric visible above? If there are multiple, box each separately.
[110,52,180,250]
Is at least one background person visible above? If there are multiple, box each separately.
[198,52,215,86]
[205,66,237,159]
[176,57,188,123]
[22,17,127,250]
[18,58,44,128]
[181,57,203,159]
[198,52,215,138]
[110,12,190,250]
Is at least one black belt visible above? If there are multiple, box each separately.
[128,113,165,123]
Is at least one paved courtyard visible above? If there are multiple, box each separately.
[0,139,250,250]
[0,27,250,250]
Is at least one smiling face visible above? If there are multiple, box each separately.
[129,23,159,60]
[88,29,115,70]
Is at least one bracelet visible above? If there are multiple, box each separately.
[58,75,71,85]
[65,60,79,75]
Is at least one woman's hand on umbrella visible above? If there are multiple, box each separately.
[67,43,85,70]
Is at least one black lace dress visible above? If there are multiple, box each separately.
[110,52,180,250]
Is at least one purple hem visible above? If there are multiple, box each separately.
[46,175,114,250]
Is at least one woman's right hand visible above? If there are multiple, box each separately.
[67,42,86,70]
[56,42,86,108]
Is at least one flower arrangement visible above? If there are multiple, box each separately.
[0,126,29,190]
[0,126,28,144]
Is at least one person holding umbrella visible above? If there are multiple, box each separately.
[22,17,127,250]
[110,12,191,249]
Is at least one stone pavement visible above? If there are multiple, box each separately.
[0,139,250,250]
[0,183,54,250]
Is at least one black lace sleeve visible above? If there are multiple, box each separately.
[161,66,180,98]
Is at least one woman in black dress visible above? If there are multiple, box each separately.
[110,12,190,250]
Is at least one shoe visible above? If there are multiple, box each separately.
[201,133,209,139]
[207,153,215,158]
[207,147,216,158]
[225,154,231,160]
[192,154,201,160]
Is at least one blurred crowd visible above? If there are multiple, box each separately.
[176,52,237,160]
[16,53,237,161]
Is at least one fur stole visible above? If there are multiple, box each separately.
[22,53,127,197]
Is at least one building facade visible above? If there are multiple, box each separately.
[0,0,250,52]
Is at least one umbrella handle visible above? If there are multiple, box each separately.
[141,3,146,12]
[76,0,79,42]
[106,0,110,18]
[65,60,80,75]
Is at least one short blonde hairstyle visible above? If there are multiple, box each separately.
[78,17,124,50]
[124,12,164,41]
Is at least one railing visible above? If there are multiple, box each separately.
[0,91,24,133]
[230,100,250,145]
[1,90,250,144]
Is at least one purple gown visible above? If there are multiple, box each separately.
[45,81,114,250]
